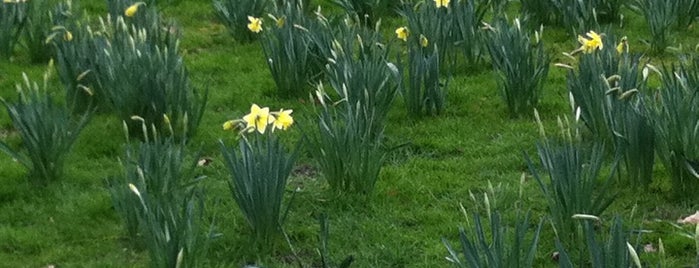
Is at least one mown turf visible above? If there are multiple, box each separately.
[2,0,699,267]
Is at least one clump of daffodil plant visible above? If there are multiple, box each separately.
[396,25,446,117]
[647,58,699,201]
[107,0,157,30]
[51,13,205,140]
[398,0,459,73]
[331,0,395,26]
[308,83,386,195]
[249,1,320,97]
[22,0,56,63]
[560,32,654,189]
[321,18,399,130]
[485,18,550,118]
[213,0,269,42]
[219,103,300,251]
[525,110,619,259]
[0,0,26,59]
[629,0,677,54]
[0,69,90,186]
[108,116,212,268]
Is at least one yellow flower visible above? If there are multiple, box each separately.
[247,16,263,33]
[577,31,603,54]
[273,109,293,131]
[222,120,236,131]
[434,0,450,8]
[395,27,409,42]
[64,31,73,41]
[124,2,145,17]
[242,104,275,134]
[420,34,429,48]
[616,36,628,54]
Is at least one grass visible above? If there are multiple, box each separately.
[1,0,699,267]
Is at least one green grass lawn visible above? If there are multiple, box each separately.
[1,0,699,267]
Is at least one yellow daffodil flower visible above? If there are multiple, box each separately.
[434,0,450,8]
[124,2,145,17]
[395,27,409,42]
[273,109,293,131]
[577,31,603,54]
[420,34,429,48]
[222,120,236,131]
[247,16,263,33]
[242,104,275,134]
[64,31,73,42]
[616,36,628,54]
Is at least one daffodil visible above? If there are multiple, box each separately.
[247,16,263,33]
[242,104,275,134]
[222,120,236,131]
[395,27,409,42]
[616,36,628,54]
[577,31,603,54]
[64,31,73,42]
[272,109,293,131]
[420,34,429,48]
[124,2,145,17]
[434,0,450,8]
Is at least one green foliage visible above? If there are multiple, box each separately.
[0,1,27,59]
[609,52,655,189]
[564,35,622,144]
[23,0,55,63]
[212,0,270,43]
[485,18,549,118]
[219,132,299,250]
[398,36,445,117]
[647,58,699,201]
[451,0,488,67]
[519,0,556,27]
[331,0,394,26]
[595,0,626,23]
[317,213,354,268]
[563,35,655,189]
[323,20,399,130]
[307,15,397,194]
[107,125,211,267]
[551,0,600,34]
[443,211,543,268]
[258,1,320,97]
[8,0,699,266]
[676,0,699,30]
[308,84,386,195]
[0,72,89,185]
[525,116,618,254]
[557,216,641,268]
[52,15,206,139]
[630,0,677,54]
[398,0,459,72]
[521,0,623,33]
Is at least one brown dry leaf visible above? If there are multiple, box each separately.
[644,243,656,253]
[678,211,699,224]
[197,158,212,167]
